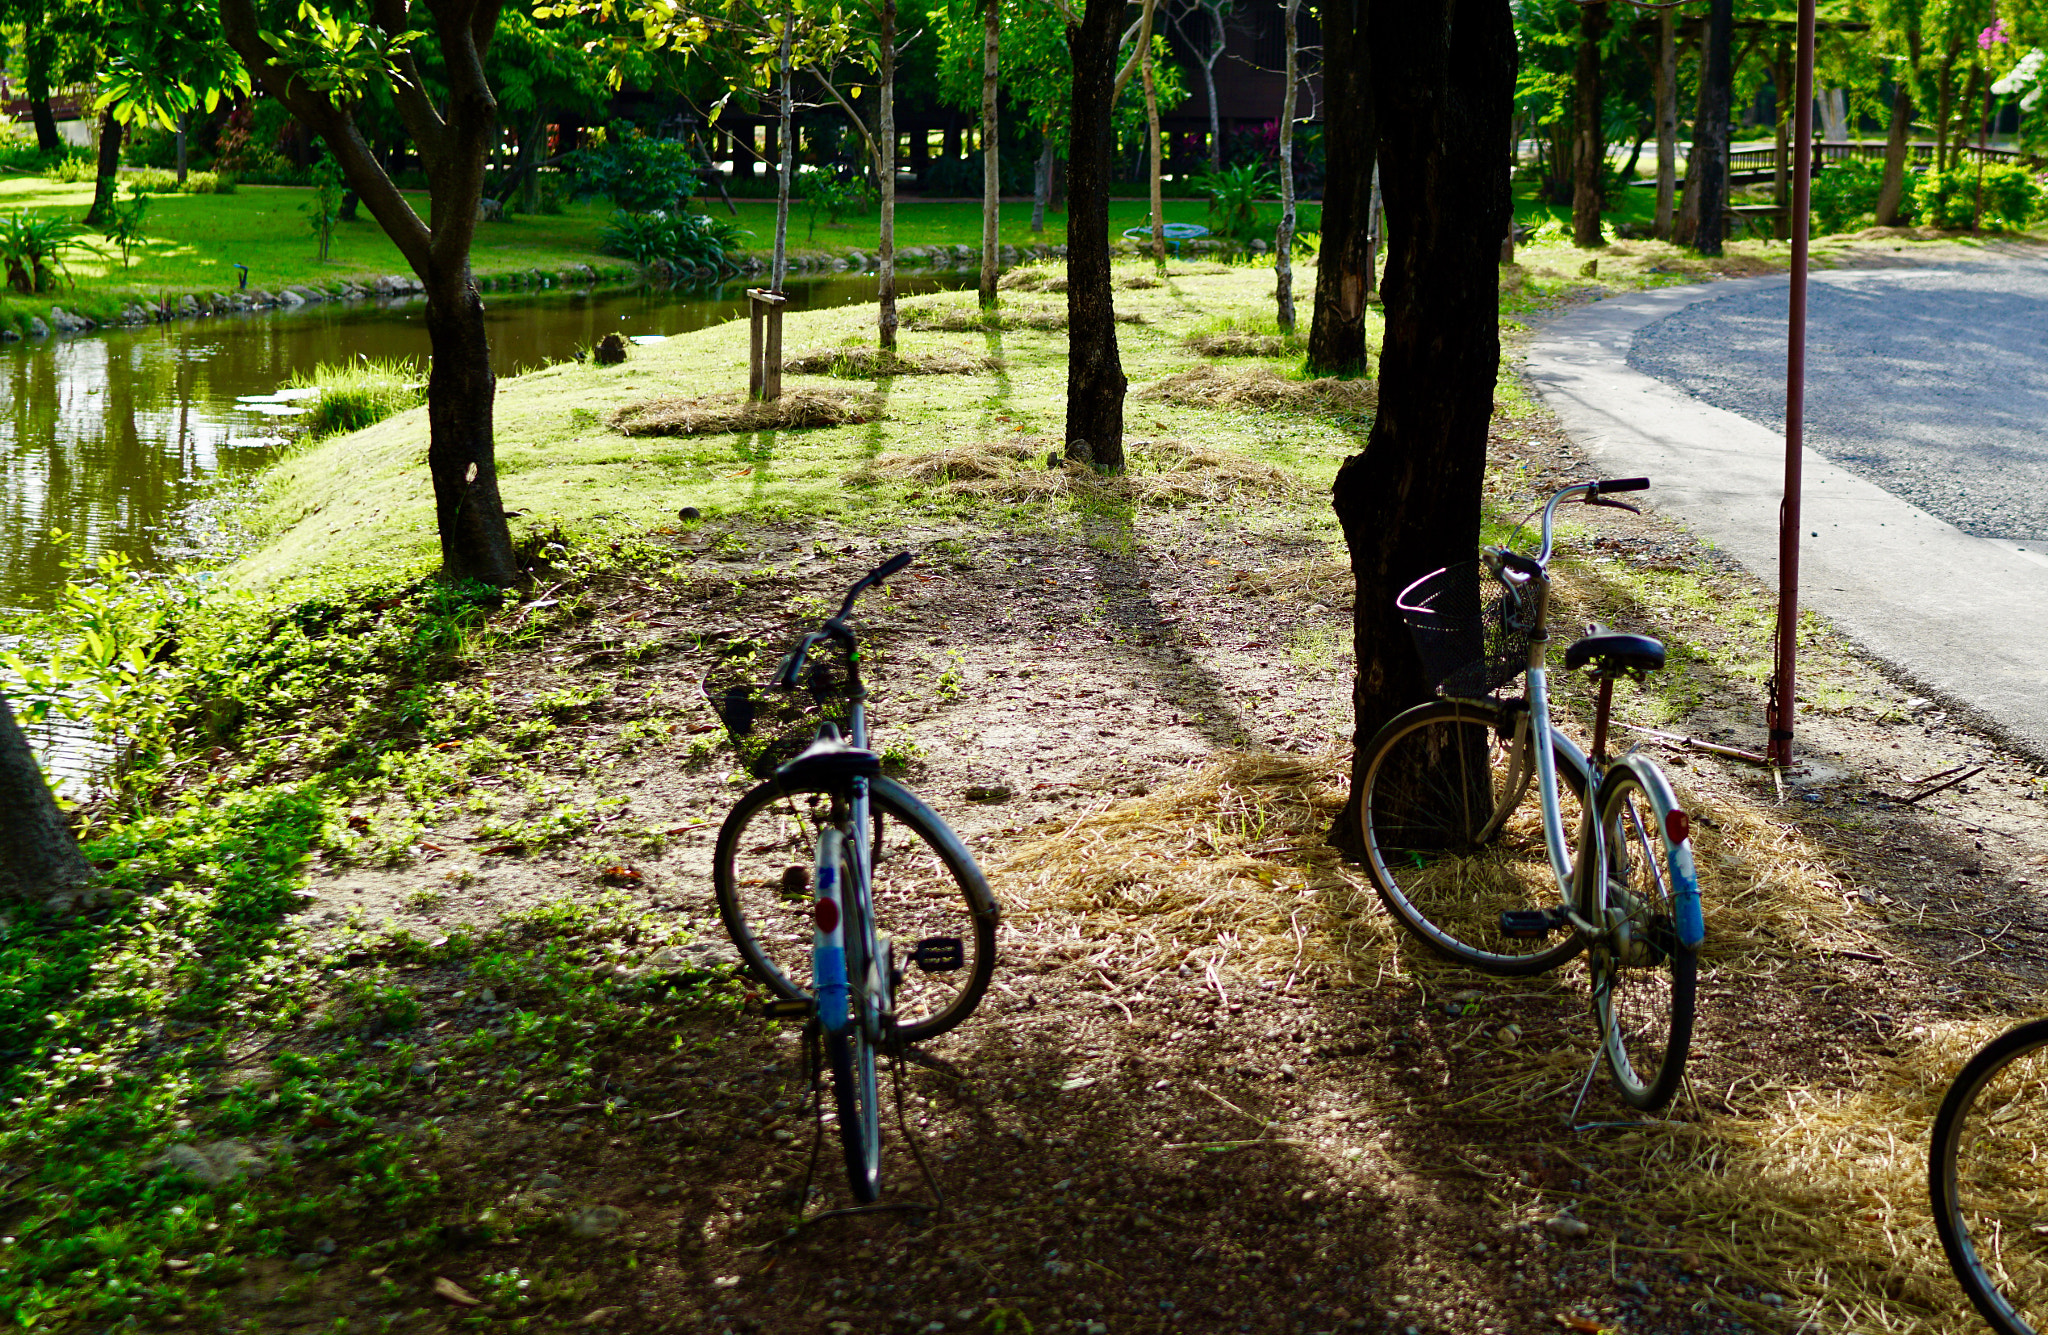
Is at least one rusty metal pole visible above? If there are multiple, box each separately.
[1768,0,1818,767]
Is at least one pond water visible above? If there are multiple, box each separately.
[0,269,972,613]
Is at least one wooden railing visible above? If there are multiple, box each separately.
[1729,140,2023,176]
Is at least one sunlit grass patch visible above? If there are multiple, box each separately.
[286,357,426,439]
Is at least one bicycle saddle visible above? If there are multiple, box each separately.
[1564,626,1666,674]
[775,729,882,786]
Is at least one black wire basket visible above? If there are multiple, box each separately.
[1397,560,1531,698]
[701,643,853,781]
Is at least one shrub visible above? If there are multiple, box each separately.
[797,168,877,237]
[598,210,750,273]
[565,127,703,213]
[286,358,426,438]
[1912,162,2046,231]
[0,211,97,293]
[1809,158,1887,234]
[1189,162,1277,243]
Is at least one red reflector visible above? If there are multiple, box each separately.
[814,898,840,934]
[1665,810,1691,844]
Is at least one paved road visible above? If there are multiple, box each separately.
[1627,258,2048,544]
[1525,255,2048,761]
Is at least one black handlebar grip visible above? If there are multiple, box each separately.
[1594,477,1650,494]
[874,551,914,580]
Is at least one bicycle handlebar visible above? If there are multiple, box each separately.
[1523,478,1651,567]
[774,552,915,687]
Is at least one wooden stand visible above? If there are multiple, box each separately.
[748,289,787,401]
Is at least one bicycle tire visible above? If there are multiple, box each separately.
[715,773,997,1043]
[1587,762,1697,1111]
[1359,699,1588,975]
[818,829,882,1204]
[1930,1016,2048,1335]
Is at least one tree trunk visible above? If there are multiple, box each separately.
[1142,3,1166,272]
[1064,0,1128,472]
[0,691,91,905]
[1654,9,1677,239]
[1032,136,1054,232]
[1571,0,1607,247]
[25,8,61,155]
[1772,42,1790,240]
[1690,0,1732,256]
[1275,0,1299,329]
[423,275,519,585]
[1330,0,1514,856]
[1308,0,1372,376]
[1203,24,1223,170]
[1876,79,1914,225]
[980,0,1001,307]
[878,0,898,349]
[773,10,795,293]
[86,111,124,226]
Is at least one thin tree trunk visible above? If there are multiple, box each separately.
[1308,0,1372,375]
[1276,0,1299,329]
[1933,30,1963,171]
[1691,0,1732,256]
[1773,41,1791,240]
[1032,136,1054,232]
[1204,32,1223,170]
[1654,9,1677,239]
[1331,0,1515,856]
[1064,0,1128,472]
[0,691,91,906]
[980,0,1001,307]
[878,0,898,349]
[25,6,60,155]
[773,9,795,293]
[1572,0,1608,247]
[1876,78,1914,225]
[86,111,124,226]
[176,112,190,184]
[1142,2,1166,272]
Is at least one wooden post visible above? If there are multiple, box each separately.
[749,289,788,401]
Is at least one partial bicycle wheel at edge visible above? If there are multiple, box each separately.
[714,773,997,1043]
[1588,763,1696,1111]
[1360,699,1586,975]
[1930,1017,2048,1335]
[818,829,882,1204]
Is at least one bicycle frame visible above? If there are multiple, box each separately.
[807,630,883,1043]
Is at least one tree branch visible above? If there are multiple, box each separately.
[372,0,451,166]
[426,0,498,275]
[217,0,432,271]
[1113,0,1158,100]
[812,70,880,171]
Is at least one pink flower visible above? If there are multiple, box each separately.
[1980,18,2011,49]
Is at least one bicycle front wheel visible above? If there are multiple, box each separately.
[1359,699,1586,975]
[1588,763,1697,1111]
[714,774,998,1043]
[819,830,882,1204]
[1931,1018,2048,1335]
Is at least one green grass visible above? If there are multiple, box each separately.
[285,358,428,439]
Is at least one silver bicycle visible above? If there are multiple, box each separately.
[1356,478,1705,1111]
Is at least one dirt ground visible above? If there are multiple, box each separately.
[251,361,2048,1335]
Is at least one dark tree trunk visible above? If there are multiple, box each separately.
[25,10,61,155]
[1308,0,1373,377]
[1571,0,1607,247]
[0,692,91,905]
[1329,0,1514,856]
[86,111,124,226]
[1064,0,1127,472]
[424,275,519,585]
[1690,0,1732,256]
[1875,79,1914,225]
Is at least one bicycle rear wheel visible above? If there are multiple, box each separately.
[818,830,882,1204]
[1930,1017,2048,1335]
[1588,763,1696,1111]
[1359,699,1586,975]
[715,774,997,1042]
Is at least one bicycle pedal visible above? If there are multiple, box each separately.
[1500,908,1566,940]
[759,998,813,1020]
[910,936,965,973]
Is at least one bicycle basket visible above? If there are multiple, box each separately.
[1397,560,1530,697]
[700,640,854,781]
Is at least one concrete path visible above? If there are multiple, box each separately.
[1525,264,2048,760]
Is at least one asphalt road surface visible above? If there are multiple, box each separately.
[1626,257,2048,542]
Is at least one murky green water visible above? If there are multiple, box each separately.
[0,270,970,612]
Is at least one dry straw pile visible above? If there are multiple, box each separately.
[782,345,1000,377]
[997,267,1066,293]
[608,389,881,437]
[850,436,1300,507]
[1185,330,1291,358]
[1140,364,1377,415]
[899,301,1147,333]
[989,731,1988,1334]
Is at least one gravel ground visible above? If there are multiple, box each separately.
[1626,255,2048,542]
